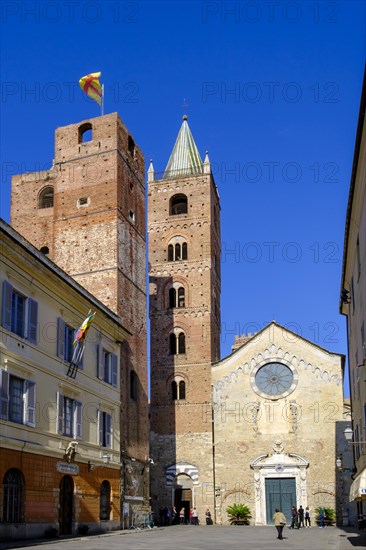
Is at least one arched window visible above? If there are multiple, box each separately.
[130,370,138,400]
[169,288,176,308]
[178,333,186,354]
[167,238,188,261]
[169,330,186,355]
[38,186,54,209]
[171,379,186,401]
[168,286,185,308]
[3,469,24,523]
[170,194,188,215]
[100,480,111,521]
[78,122,92,143]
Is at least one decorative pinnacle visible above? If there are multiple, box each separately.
[183,114,188,121]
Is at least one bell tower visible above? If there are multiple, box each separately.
[148,116,221,519]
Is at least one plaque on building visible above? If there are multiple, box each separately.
[56,462,80,475]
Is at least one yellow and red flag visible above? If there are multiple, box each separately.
[79,72,103,105]
[73,311,96,345]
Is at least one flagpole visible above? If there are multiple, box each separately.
[101,84,104,116]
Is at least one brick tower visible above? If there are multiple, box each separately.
[10,113,149,512]
[148,116,221,521]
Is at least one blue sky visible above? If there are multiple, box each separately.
[1,1,365,396]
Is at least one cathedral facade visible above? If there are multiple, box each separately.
[212,323,344,525]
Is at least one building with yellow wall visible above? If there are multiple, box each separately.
[0,219,128,540]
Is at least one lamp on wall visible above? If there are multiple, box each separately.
[344,427,366,448]
[88,453,111,471]
[336,457,343,469]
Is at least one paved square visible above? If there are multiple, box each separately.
[1,525,366,550]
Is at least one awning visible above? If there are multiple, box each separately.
[349,468,366,501]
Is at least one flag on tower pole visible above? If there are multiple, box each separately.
[79,72,104,115]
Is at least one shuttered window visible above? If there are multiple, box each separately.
[0,369,36,427]
[1,281,38,344]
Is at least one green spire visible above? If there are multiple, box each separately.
[164,115,203,178]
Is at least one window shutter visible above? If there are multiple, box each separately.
[75,400,82,440]
[2,280,12,331]
[56,392,64,434]
[111,354,118,387]
[27,298,38,344]
[97,345,103,379]
[98,409,103,445]
[25,380,36,426]
[0,369,9,420]
[105,413,112,448]
[57,318,65,359]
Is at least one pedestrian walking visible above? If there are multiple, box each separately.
[319,509,326,528]
[273,508,286,540]
[180,507,185,524]
[192,507,199,525]
[205,509,212,525]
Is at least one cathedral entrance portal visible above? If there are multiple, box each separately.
[174,474,193,524]
[251,442,309,525]
[265,478,296,525]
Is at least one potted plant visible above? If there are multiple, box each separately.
[226,503,252,525]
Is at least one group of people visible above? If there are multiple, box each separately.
[180,507,199,525]
[273,505,312,540]
[158,505,212,526]
[289,505,312,529]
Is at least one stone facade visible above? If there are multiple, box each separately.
[10,113,149,523]
[212,322,344,525]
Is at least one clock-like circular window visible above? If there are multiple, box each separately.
[251,362,297,399]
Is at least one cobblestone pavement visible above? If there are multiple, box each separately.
[1,525,366,550]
